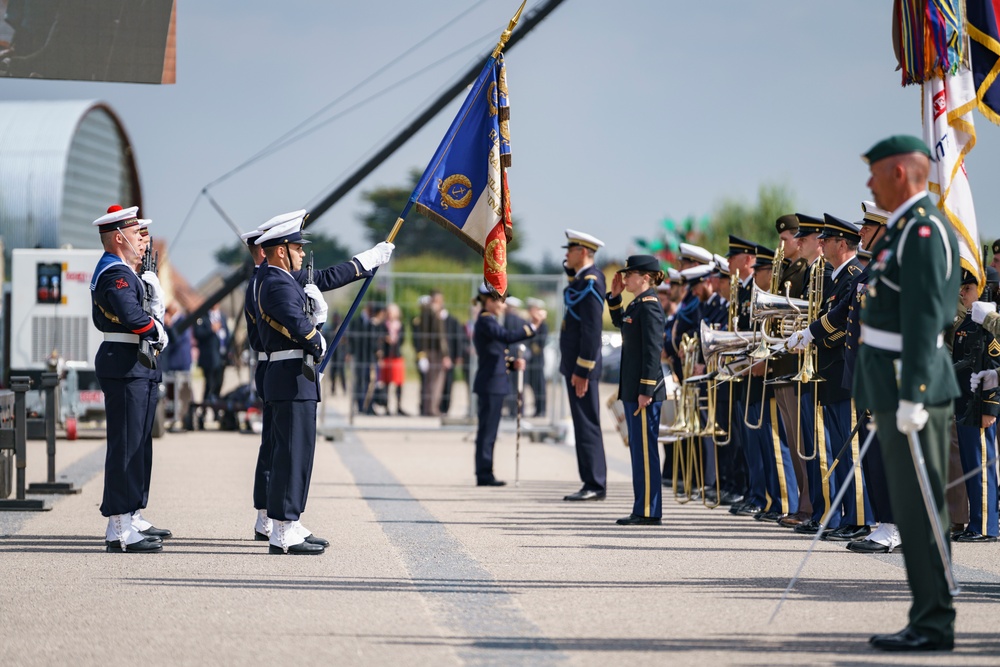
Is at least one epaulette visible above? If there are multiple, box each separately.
[642,296,658,302]
[584,275,597,281]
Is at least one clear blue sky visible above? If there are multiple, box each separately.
[4,0,1000,285]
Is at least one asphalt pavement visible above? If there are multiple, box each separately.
[1,382,999,666]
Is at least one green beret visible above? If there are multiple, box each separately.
[862,135,931,165]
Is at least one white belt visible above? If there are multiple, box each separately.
[104,332,140,344]
[258,352,269,361]
[268,349,304,362]
[860,325,943,353]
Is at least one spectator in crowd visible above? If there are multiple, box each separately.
[440,304,468,416]
[193,303,230,424]
[379,303,408,415]
[415,290,451,417]
[525,297,549,417]
[162,301,193,430]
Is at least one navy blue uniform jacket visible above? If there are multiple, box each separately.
[608,288,666,402]
[560,264,606,380]
[90,253,158,379]
[473,311,535,395]
[808,256,863,404]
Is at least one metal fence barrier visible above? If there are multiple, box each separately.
[0,377,49,510]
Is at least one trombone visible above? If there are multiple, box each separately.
[788,255,827,460]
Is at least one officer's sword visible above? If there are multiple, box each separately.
[946,453,1000,490]
[907,428,961,596]
[770,426,877,624]
[515,344,526,487]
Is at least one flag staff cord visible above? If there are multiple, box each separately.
[318,0,527,374]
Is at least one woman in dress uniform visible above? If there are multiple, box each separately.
[607,255,667,525]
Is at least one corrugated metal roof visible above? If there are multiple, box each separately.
[0,100,141,257]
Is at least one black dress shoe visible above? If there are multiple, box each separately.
[728,501,746,515]
[847,538,900,554]
[735,504,763,517]
[105,537,163,553]
[268,541,325,555]
[616,515,662,526]
[870,627,953,651]
[955,531,998,543]
[825,524,871,541]
[794,520,821,534]
[563,489,606,501]
[141,526,172,539]
[304,534,330,547]
[720,491,744,506]
[756,510,781,522]
[254,531,270,541]
[477,479,507,487]
[703,489,719,504]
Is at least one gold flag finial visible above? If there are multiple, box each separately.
[492,0,527,59]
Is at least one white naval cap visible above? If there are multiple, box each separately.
[667,267,683,284]
[563,228,604,251]
[93,205,140,232]
[679,243,713,264]
[258,209,307,233]
[505,296,524,308]
[680,262,714,284]
[240,228,263,243]
[712,254,728,270]
[861,200,889,225]
[255,216,311,248]
[137,219,152,236]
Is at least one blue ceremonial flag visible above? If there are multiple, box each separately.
[969,0,1000,124]
[412,54,512,295]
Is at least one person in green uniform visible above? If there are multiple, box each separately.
[854,135,960,652]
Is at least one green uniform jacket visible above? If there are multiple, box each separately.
[853,194,961,411]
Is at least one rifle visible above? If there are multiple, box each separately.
[302,251,317,382]
[137,242,160,370]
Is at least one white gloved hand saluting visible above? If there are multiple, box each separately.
[971,300,997,325]
[303,284,328,326]
[142,271,166,321]
[152,318,169,351]
[353,242,395,271]
[896,399,929,435]
[970,369,1000,392]
[786,328,813,352]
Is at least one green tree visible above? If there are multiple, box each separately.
[214,231,352,268]
[359,168,522,263]
[700,184,797,256]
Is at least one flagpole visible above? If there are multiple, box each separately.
[318,1,527,375]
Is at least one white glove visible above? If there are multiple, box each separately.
[317,332,328,361]
[786,328,813,352]
[971,300,997,325]
[152,319,169,351]
[970,369,999,392]
[417,356,429,374]
[303,284,328,326]
[353,242,395,271]
[142,271,165,321]
[896,399,928,435]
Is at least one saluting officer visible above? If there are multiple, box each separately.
[560,229,608,501]
[90,205,169,553]
[243,210,389,541]
[608,255,667,525]
[856,135,960,652]
[471,284,541,486]
[255,215,393,554]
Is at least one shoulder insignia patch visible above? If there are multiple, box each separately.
[847,265,860,275]
[918,225,931,238]
[990,339,1000,358]
[585,275,597,281]
[115,277,129,289]
[642,296,658,302]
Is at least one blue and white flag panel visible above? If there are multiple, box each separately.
[412,56,509,255]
